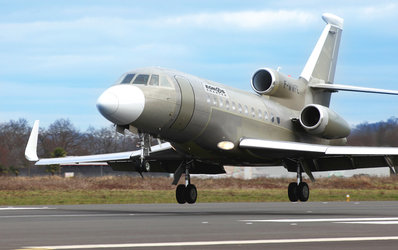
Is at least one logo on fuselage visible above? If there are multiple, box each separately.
[203,83,229,98]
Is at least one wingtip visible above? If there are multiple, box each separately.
[25,120,40,162]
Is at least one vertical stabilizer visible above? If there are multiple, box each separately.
[301,13,343,106]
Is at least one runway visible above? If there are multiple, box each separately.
[2,201,398,250]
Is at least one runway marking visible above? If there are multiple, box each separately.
[240,217,398,223]
[336,221,398,225]
[23,236,398,249]
[0,207,54,210]
[0,213,134,219]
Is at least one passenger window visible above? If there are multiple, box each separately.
[244,105,248,115]
[271,113,275,123]
[238,104,243,113]
[232,102,236,111]
[226,100,230,110]
[264,111,268,120]
[121,74,135,84]
[149,75,159,86]
[258,109,262,119]
[219,99,223,108]
[213,96,218,106]
[206,95,211,104]
[277,117,281,124]
[133,74,149,85]
[251,107,256,118]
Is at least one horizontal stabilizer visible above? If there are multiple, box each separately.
[309,83,398,95]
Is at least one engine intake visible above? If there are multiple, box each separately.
[251,68,301,97]
[299,104,350,139]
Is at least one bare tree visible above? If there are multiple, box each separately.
[0,119,31,170]
[40,119,84,157]
[348,118,398,146]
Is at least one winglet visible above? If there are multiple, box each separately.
[25,120,40,162]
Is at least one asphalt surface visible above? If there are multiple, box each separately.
[1,201,398,249]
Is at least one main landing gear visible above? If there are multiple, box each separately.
[173,161,198,204]
[288,164,309,202]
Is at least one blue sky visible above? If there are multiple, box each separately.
[1,0,398,129]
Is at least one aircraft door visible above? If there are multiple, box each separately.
[170,76,195,130]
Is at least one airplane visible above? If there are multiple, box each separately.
[25,13,398,204]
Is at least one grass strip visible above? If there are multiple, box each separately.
[1,189,398,205]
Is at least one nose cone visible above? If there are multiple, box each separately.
[96,85,145,125]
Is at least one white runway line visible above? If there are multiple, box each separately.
[23,236,398,249]
[0,207,54,210]
[336,221,398,225]
[240,217,398,223]
[0,213,133,219]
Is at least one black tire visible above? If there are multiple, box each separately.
[298,182,309,202]
[140,160,151,172]
[288,182,298,202]
[185,184,197,204]
[176,184,186,204]
[144,161,151,172]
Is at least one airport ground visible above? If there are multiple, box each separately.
[1,177,398,249]
[0,176,398,205]
[2,202,398,250]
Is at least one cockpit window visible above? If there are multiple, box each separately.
[121,74,135,84]
[160,75,172,87]
[149,75,159,86]
[133,74,150,85]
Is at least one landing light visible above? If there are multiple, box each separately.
[217,141,235,150]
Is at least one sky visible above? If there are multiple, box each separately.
[1,0,398,130]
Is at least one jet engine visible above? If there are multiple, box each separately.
[251,68,301,97]
[299,104,350,139]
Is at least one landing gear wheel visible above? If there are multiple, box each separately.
[297,182,309,202]
[176,184,186,204]
[185,184,197,204]
[288,182,298,202]
[144,161,151,172]
[139,160,150,173]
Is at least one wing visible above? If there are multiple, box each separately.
[33,143,176,165]
[309,83,398,95]
[240,138,398,172]
[25,120,182,166]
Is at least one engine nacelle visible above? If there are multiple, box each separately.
[299,104,350,139]
[251,68,300,97]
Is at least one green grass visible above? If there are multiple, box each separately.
[1,176,398,205]
[1,188,398,205]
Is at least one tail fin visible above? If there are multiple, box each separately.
[300,13,344,107]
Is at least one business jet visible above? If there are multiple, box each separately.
[26,13,398,204]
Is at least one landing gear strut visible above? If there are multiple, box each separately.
[174,161,198,204]
[288,164,309,202]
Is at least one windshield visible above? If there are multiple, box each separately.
[133,74,150,85]
[120,74,135,84]
[117,72,174,88]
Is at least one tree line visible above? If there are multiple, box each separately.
[1,117,398,175]
[0,119,139,175]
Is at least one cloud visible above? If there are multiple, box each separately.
[0,9,317,44]
[163,10,316,30]
[359,3,397,17]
